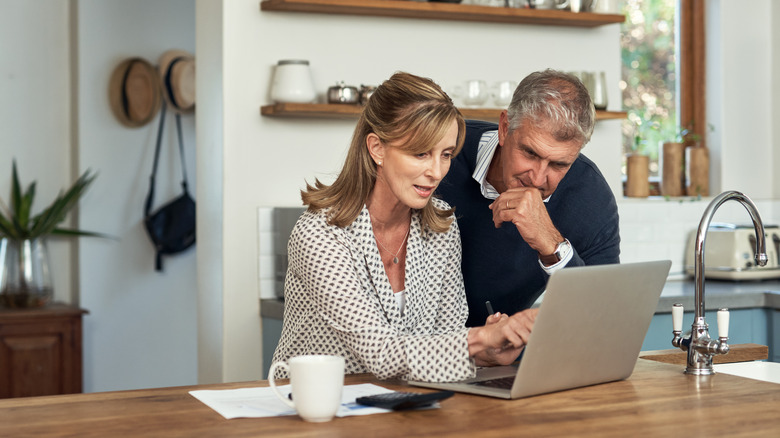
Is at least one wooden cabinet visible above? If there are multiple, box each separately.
[0,304,87,398]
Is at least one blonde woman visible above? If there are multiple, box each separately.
[272,72,537,383]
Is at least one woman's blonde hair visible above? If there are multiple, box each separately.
[302,71,465,233]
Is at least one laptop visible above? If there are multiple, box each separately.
[409,260,672,399]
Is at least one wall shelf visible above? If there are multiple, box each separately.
[261,102,627,121]
[259,0,625,27]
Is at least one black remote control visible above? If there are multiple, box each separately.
[356,390,454,410]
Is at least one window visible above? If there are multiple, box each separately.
[620,0,706,195]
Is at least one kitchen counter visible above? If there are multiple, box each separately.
[657,278,780,312]
[261,277,780,374]
[1,359,778,436]
[260,278,780,320]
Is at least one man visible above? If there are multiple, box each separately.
[437,69,620,327]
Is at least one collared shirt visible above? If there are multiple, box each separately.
[471,130,572,275]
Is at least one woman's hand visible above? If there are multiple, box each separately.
[485,311,507,325]
[468,308,539,366]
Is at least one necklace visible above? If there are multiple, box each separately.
[371,216,410,264]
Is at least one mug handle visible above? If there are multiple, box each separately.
[557,0,570,9]
[268,362,296,409]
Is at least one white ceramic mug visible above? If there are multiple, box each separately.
[268,355,345,422]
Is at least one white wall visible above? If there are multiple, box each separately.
[195,0,226,386]
[74,0,198,392]
[707,0,774,199]
[773,1,780,200]
[0,0,73,304]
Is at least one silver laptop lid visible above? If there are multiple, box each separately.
[509,260,671,398]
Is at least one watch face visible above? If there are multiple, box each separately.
[555,240,571,260]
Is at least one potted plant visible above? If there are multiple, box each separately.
[0,160,102,308]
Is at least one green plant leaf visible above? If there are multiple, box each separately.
[51,228,114,239]
[0,213,20,239]
[29,170,97,237]
[16,181,36,231]
[10,161,25,232]
[2,160,103,240]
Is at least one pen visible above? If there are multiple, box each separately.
[485,300,494,315]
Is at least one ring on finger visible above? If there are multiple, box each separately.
[506,201,510,209]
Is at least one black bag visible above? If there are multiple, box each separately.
[144,102,196,271]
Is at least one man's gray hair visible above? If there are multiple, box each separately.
[505,69,596,148]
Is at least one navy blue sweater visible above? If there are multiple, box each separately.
[437,120,621,326]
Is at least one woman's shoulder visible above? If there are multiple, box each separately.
[292,206,356,246]
[291,207,330,237]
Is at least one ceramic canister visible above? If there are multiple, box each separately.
[270,60,317,104]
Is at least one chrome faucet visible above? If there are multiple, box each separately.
[671,190,768,375]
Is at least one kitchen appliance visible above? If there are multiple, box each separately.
[327,82,359,104]
[683,223,780,280]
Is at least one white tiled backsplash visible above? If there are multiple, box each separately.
[618,198,779,279]
[258,206,305,299]
[258,199,780,298]
[258,207,275,299]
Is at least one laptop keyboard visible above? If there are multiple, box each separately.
[471,376,515,389]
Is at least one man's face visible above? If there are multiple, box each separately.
[496,112,582,199]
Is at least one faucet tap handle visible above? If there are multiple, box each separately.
[717,308,730,339]
[672,303,684,332]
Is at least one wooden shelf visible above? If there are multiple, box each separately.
[260,0,625,27]
[261,102,626,121]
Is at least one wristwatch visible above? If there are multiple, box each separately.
[541,239,572,266]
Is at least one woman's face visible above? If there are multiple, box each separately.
[371,119,459,210]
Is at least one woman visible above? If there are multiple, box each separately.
[272,72,537,383]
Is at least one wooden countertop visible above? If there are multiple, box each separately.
[1,359,778,437]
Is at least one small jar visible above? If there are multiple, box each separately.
[359,85,376,105]
[270,60,316,104]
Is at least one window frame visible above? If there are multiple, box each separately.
[622,0,706,196]
[679,0,706,148]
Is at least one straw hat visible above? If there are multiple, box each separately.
[108,57,162,127]
[158,50,196,114]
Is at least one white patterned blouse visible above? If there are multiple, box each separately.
[271,198,477,382]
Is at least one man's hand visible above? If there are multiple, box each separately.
[489,187,562,257]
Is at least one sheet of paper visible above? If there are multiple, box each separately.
[190,383,397,419]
